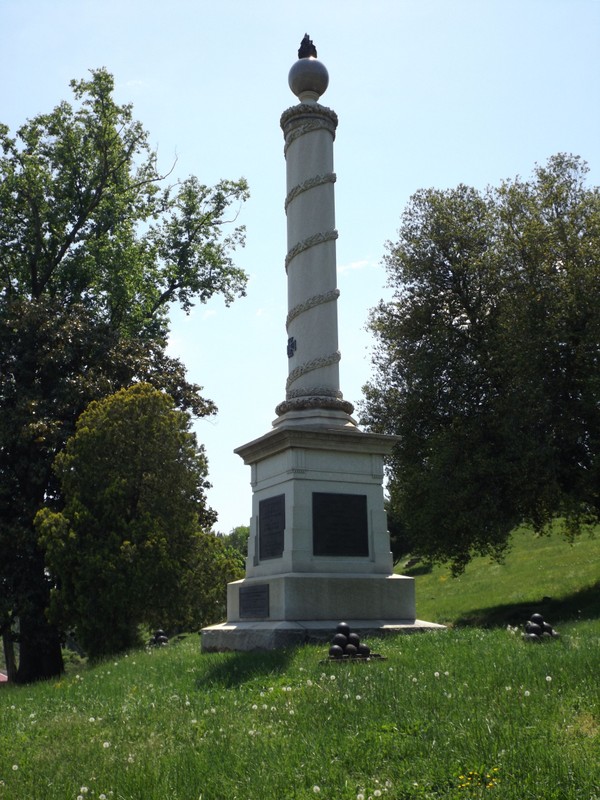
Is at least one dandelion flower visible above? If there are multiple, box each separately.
[103,741,111,748]
[524,690,530,697]
[12,765,18,771]
[546,675,552,682]
[357,794,365,800]
[313,787,321,794]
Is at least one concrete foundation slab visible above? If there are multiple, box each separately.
[201,619,446,652]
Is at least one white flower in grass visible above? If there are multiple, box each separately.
[103,741,111,748]
[355,695,362,701]
[374,792,382,798]
[524,690,530,697]
[80,788,89,794]
[434,672,440,678]
[100,794,107,799]
[313,787,321,794]
[357,794,365,800]
[12,765,18,771]
[546,675,552,682]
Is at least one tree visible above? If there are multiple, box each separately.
[36,384,242,658]
[0,69,248,681]
[219,525,250,563]
[362,154,600,573]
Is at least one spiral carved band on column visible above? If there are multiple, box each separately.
[286,289,340,330]
[285,229,338,272]
[281,104,338,156]
[285,173,336,212]
[286,386,343,399]
[285,351,341,392]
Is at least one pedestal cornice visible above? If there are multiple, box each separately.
[234,424,399,466]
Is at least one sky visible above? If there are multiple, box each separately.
[2,0,599,533]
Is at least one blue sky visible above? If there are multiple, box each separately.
[2,0,599,532]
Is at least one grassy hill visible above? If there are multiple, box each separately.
[0,525,598,799]
[400,523,600,627]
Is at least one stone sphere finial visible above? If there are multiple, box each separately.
[288,34,329,103]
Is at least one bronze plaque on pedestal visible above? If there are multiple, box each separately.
[312,492,369,557]
[239,584,270,618]
[259,494,285,560]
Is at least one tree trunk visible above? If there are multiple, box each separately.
[15,608,64,684]
[2,629,17,682]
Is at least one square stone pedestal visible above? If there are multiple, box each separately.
[201,423,444,652]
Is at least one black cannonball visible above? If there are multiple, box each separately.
[524,633,541,642]
[530,613,544,627]
[348,632,361,648]
[344,643,358,656]
[525,622,542,636]
[358,644,371,657]
[332,633,348,648]
[336,622,351,637]
[154,629,166,638]
[542,621,553,634]
[329,644,344,659]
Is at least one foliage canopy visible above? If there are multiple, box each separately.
[0,69,248,680]
[362,154,600,572]
[36,384,242,658]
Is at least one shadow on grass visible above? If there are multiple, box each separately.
[196,647,295,689]
[452,580,600,628]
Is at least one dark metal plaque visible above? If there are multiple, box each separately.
[239,584,270,618]
[312,492,369,557]
[259,494,285,560]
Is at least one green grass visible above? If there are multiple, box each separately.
[1,624,599,800]
[402,523,600,627]
[1,525,598,799]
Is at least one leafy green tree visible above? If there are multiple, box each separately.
[36,384,242,658]
[0,69,248,681]
[220,525,250,562]
[362,154,600,573]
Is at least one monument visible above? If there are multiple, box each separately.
[201,36,442,651]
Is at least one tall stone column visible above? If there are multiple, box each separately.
[275,38,354,427]
[200,37,443,652]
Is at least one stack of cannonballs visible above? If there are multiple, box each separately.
[328,622,374,659]
[523,613,559,642]
[150,629,169,647]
